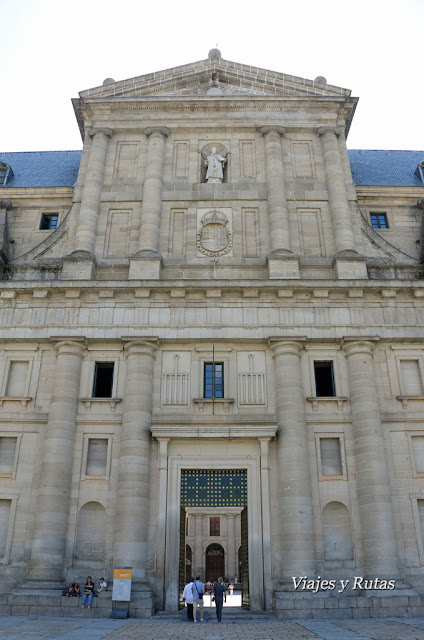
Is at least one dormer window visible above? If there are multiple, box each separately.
[415,162,424,184]
[0,162,12,187]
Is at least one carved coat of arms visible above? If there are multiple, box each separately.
[197,210,232,257]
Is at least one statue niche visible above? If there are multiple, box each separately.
[201,144,228,183]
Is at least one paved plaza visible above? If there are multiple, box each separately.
[2,615,424,640]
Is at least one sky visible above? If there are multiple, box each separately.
[1,0,423,153]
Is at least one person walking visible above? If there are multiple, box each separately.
[192,575,205,622]
[182,577,194,621]
[213,577,227,623]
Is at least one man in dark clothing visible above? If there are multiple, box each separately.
[213,577,227,622]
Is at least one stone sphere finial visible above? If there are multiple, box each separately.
[102,78,115,86]
[0,199,13,211]
[314,76,327,85]
[208,48,221,61]
[417,197,424,211]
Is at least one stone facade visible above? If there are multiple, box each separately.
[0,49,424,618]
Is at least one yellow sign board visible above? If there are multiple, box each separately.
[113,568,132,580]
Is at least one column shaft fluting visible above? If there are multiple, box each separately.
[29,340,85,581]
[318,126,356,254]
[74,129,112,255]
[270,340,315,581]
[343,340,398,575]
[260,127,291,254]
[137,128,169,255]
[113,340,158,583]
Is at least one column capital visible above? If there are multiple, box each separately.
[87,128,113,138]
[144,127,170,138]
[317,126,343,138]
[122,337,160,358]
[259,126,285,137]
[342,337,379,357]
[50,338,86,357]
[268,337,306,357]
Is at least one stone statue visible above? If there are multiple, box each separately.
[204,147,226,183]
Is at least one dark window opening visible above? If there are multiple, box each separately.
[92,362,114,398]
[204,362,224,398]
[40,214,59,230]
[210,517,220,536]
[370,213,388,229]
[314,361,335,397]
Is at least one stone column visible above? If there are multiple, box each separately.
[28,339,86,584]
[74,128,113,255]
[113,339,158,585]
[259,437,273,610]
[317,126,356,254]
[260,127,299,279]
[342,339,398,576]
[129,127,169,279]
[193,514,203,579]
[226,515,236,580]
[269,338,315,583]
[318,126,367,278]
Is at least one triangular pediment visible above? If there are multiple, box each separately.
[79,51,351,100]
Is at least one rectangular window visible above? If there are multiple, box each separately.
[92,362,114,398]
[86,438,108,476]
[210,516,220,536]
[314,361,335,397]
[203,362,224,398]
[370,213,388,229]
[320,438,343,476]
[0,169,7,186]
[40,214,58,230]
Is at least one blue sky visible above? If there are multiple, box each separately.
[1,0,423,152]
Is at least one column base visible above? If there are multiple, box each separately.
[61,252,96,279]
[267,254,300,279]
[333,255,368,279]
[129,255,162,279]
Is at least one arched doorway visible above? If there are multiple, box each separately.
[205,543,225,582]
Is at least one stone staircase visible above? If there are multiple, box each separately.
[0,589,154,618]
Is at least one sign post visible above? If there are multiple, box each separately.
[111,567,132,619]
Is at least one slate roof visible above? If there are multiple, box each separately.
[0,151,82,188]
[0,149,423,189]
[348,150,424,187]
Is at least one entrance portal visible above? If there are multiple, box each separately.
[180,469,248,606]
[205,543,225,582]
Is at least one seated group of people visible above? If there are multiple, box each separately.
[65,576,108,609]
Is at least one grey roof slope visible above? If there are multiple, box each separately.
[0,151,82,188]
[348,150,424,187]
[0,149,423,188]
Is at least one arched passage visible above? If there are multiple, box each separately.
[205,543,225,582]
